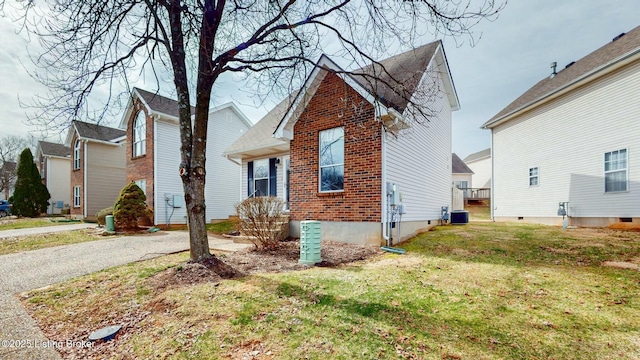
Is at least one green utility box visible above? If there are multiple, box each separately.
[105,215,115,232]
[299,220,321,265]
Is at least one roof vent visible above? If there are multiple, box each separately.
[565,61,575,69]
[612,33,626,42]
[550,62,557,79]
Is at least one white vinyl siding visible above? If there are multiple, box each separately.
[467,156,492,189]
[385,61,453,222]
[205,107,251,220]
[492,60,640,220]
[155,120,187,225]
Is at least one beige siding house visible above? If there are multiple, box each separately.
[36,141,71,214]
[482,26,640,226]
[66,121,127,219]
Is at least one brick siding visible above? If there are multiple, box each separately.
[126,99,155,211]
[290,71,382,223]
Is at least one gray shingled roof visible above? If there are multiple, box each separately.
[1,161,16,172]
[38,141,70,157]
[73,120,126,142]
[484,25,640,127]
[452,153,473,174]
[463,148,490,163]
[134,88,196,118]
[352,41,440,112]
[224,95,294,158]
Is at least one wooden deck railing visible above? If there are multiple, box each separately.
[457,188,490,200]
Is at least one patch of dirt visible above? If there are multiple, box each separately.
[602,261,640,271]
[150,241,382,290]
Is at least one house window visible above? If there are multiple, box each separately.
[529,167,539,186]
[134,179,146,195]
[73,186,81,207]
[319,127,344,192]
[247,158,277,197]
[133,111,146,157]
[40,156,45,179]
[605,149,627,192]
[73,139,81,170]
[253,159,269,197]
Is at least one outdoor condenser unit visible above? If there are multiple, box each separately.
[450,210,469,225]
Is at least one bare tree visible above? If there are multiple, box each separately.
[7,0,504,262]
[0,135,34,200]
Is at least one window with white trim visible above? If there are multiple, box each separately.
[529,167,539,186]
[73,186,81,207]
[133,111,146,157]
[605,149,627,192]
[134,179,146,196]
[40,156,45,179]
[319,127,344,192]
[73,140,81,170]
[253,159,269,197]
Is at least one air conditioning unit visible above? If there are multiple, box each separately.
[450,210,469,225]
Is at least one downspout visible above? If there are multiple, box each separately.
[153,118,158,225]
[381,125,390,244]
[83,141,88,218]
[490,132,495,222]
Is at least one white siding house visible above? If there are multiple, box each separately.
[121,88,252,226]
[226,41,459,245]
[464,148,491,189]
[482,26,640,226]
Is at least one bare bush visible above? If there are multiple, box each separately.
[236,197,289,251]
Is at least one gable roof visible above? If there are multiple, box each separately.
[483,25,640,128]
[463,148,491,163]
[274,40,459,140]
[452,153,474,174]
[134,87,196,120]
[351,41,442,112]
[224,94,295,160]
[1,161,16,172]
[66,120,126,146]
[37,141,71,158]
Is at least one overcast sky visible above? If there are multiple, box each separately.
[0,1,638,158]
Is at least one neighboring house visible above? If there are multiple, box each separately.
[0,161,16,200]
[226,40,459,245]
[35,141,71,214]
[464,148,491,189]
[452,153,473,190]
[66,120,127,219]
[119,88,252,226]
[482,25,640,226]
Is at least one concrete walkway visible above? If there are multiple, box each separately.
[0,230,251,359]
[0,223,96,239]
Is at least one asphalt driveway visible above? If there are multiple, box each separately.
[0,230,249,359]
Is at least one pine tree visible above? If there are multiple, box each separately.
[10,148,50,217]
[113,182,147,229]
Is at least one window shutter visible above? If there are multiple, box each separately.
[247,161,254,197]
[269,158,277,196]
